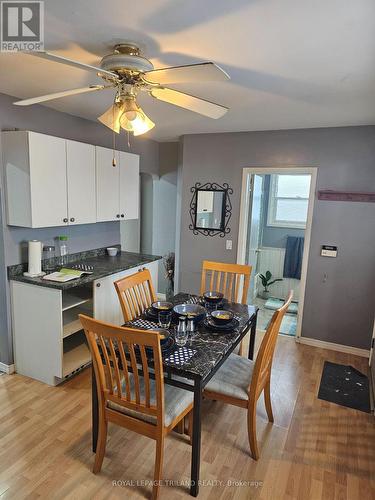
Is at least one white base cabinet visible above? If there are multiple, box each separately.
[94,261,158,325]
[11,260,158,386]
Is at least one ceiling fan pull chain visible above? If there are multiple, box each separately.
[127,131,131,149]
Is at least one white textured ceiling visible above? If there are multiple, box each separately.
[0,0,374,141]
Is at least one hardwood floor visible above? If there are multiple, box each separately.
[0,334,373,499]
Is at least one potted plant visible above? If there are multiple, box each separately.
[163,252,175,301]
[258,271,283,300]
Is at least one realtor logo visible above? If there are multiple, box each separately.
[1,1,44,51]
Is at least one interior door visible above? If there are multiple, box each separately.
[29,132,68,228]
[66,140,96,225]
[246,175,264,299]
[96,146,120,222]
[119,151,140,220]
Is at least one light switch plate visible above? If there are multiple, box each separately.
[226,240,232,250]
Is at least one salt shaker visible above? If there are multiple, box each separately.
[177,316,187,333]
[187,316,195,334]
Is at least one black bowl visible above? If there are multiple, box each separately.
[151,301,174,313]
[210,309,234,325]
[173,303,206,323]
[203,291,224,304]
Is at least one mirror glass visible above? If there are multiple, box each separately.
[195,190,226,231]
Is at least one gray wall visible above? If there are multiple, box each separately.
[176,126,375,350]
[139,143,178,294]
[0,92,159,364]
[261,175,305,248]
[154,143,178,292]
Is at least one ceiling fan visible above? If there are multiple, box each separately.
[14,43,230,136]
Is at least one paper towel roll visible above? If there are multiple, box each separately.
[28,240,42,276]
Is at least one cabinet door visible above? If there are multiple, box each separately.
[119,151,139,220]
[93,269,135,325]
[96,146,120,222]
[144,260,159,295]
[66,140,96,225]
[29,132,68,227]
[93,273,122,325]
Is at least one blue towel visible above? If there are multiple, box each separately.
[283,236,304,279]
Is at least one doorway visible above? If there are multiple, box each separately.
[237,168,317,338]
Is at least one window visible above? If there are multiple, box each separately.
[267,174,311,229]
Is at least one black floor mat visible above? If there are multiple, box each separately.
[318,361,370,413]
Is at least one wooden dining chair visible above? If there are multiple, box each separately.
[114,268,157,323]
[203,290,293,460]
[200,260,252,304]
[114,269,190,436]
[80,314,194,500]
[200,260,252,355]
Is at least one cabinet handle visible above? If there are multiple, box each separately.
[116,214,120,218]
[96,283,101,287]
[63,218,68,223]
[121,214,125,218]
[70,217,75,222]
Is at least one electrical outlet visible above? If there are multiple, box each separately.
[226,240,232,250]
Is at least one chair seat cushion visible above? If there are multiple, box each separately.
[108,375,193,427]
[204,353,254,400]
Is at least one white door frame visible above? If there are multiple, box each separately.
[237,166,318,339]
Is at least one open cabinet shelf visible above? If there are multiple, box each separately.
[62,288,92,311]
[63,299,93,339]
[63,331,91,377]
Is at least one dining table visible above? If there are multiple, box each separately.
[91,292,258,497]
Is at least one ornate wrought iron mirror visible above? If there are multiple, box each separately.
[189,182,233,237]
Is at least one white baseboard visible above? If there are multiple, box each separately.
[296,337,370,358]
[0,362,15,374]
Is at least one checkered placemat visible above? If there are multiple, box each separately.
[128,318,159,330]
[165,347,197,366]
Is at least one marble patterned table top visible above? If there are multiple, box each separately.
[145,293,258,381]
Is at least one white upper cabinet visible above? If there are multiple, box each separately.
[95,146,120,222]
[66,140,96,225]
[119,151,140,220]
[4,131,68,228]
[96,147,139,222]
[3,131,140,228]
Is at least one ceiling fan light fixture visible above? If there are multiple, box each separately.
[97,102,124,133]
[122,96,139,121]
[120,106,155,136]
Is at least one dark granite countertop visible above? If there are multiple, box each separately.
[8,250,161,291]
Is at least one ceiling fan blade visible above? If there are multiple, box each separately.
[98,103,124,134]
[29,51,118,78]
[143,62,230,85]
[13,85,108,106]
[150,87,228,119]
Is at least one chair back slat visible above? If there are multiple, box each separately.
[140,345,151,407]
[249,291,293,398]
[200,260,252,304]
[99,336,114,394]
[118,341,131,400]
[209,270,215,290]
[80,315,164,425]
[108,338,122,398]
[128,343,141,404]
[115,269,157,323]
